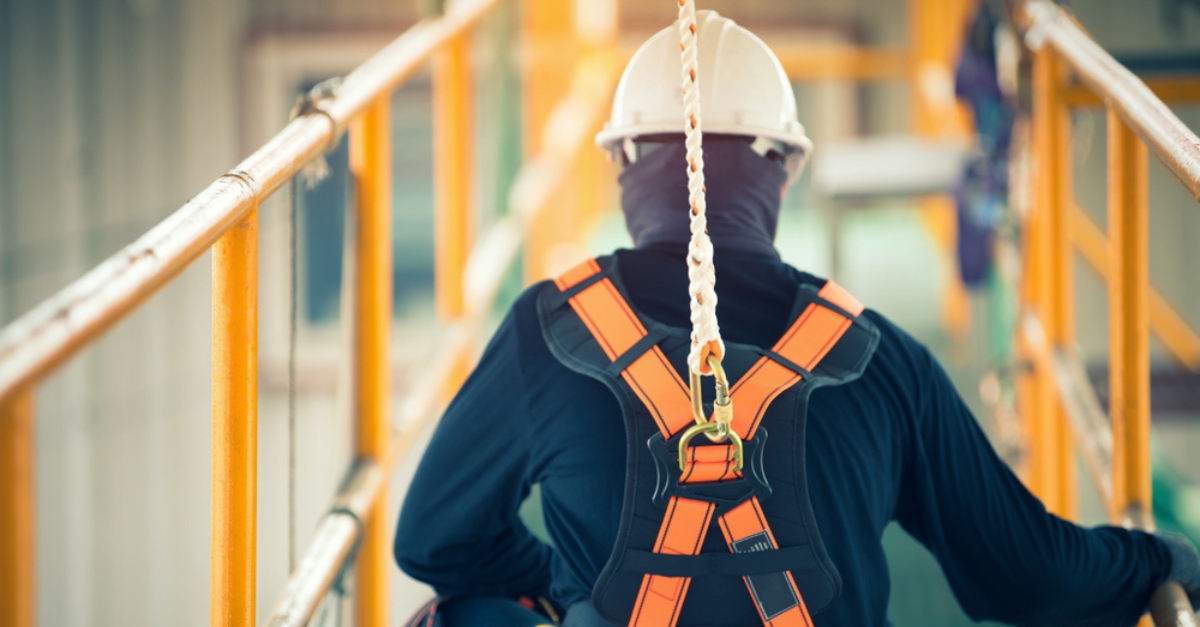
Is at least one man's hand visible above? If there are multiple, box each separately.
[1158,532,1200,606]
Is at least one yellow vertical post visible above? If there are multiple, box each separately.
[1029,46,1077,518]
[352,98,392,627]
[434,33,474,397]
[522,0,577,281]
[1107,109,1150,526]
[908,0,972,340]
[574,0,618,257]
[0,387,35,627]
[212,207,259,627]
[434,32,473,321]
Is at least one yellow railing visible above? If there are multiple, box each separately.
[0,0,621,624]
[1017,1,1200,623]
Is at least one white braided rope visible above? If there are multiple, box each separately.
[678,1,723,375]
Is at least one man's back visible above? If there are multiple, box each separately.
[396,246,1170,626]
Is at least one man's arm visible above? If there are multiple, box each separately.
[889,323,1172,627]
[394,308,552,599]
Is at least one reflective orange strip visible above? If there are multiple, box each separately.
[679,443,742,484]
[728,280,861,440]
[728,358,801,441]
[629,497,715,627]
[818,280,864,316]
[621,348,694,438]
[563,275,692,438]
[718,498,814,627]
[568,279,648,360]
[772,303,851,372]
[555,258,601,291]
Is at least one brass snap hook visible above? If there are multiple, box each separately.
[681,354,742,472]
[689,354,732,432]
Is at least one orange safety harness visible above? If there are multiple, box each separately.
[539,255,879,627]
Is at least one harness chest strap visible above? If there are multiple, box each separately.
[554,259,864,627]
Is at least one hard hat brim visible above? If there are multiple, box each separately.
[595,122,814,159]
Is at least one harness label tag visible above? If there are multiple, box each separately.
[733,532,800,620]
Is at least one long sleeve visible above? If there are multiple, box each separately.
[394,308,553,599]
[892,338,1172,627]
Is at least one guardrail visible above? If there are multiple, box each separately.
[0,0,622,623]
[1017,1,1200,624]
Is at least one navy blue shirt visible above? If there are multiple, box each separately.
[395,248,1171,626]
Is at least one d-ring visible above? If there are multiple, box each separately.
[678,422,744,472]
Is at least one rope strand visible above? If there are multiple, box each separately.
[678,0,723,375]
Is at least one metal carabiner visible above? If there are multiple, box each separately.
[681,354,743,472]
[689,354,732,432]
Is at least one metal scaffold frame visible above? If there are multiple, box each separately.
[1018,1,1200,624]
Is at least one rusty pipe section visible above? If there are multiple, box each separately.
[263,462,383,627]
[0,0,501,402]
[1021,314,1114,507]
[1021,0,1200,201]
[1049,346,1114,506]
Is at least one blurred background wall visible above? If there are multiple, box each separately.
[1,0,1199,625]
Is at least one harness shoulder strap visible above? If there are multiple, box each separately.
[555,258,694,438]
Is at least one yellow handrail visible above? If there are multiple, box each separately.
[1023,0,1200,199]
[1019,1,1200,623]
[0,0,501,403]
[0,1,503,625]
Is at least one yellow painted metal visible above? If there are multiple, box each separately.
[434,32,474,321]
[0,387,34,627]
[1029,46,1078,518]
[1069,205,1200,371]
[1062,76,1200,108]
[351,97,393,627]
[522,0,578,281]
[775,45,909,81]
[908,0,973,341]
[908,0,971,138]
[212,207,259,627]
[1107,109,1151,524]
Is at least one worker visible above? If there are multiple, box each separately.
[394,11,1200,627]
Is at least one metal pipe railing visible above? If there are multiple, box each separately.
[1018,1,1200,623]
[1022,0,1200,201]
[0,1,502,625]
[351,97,394,627]
[0,0,500,403]
[0,387,34,627]
[1069,204,1200,371]
[211,205,261,625]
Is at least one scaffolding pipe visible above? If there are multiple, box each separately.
[1069,205,1200,371]
[0,0,501,404]
[0,386,34,627]
[211,207,260,627]
[1023,0,1200,201]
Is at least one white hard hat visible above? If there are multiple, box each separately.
[595,10,814,182]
